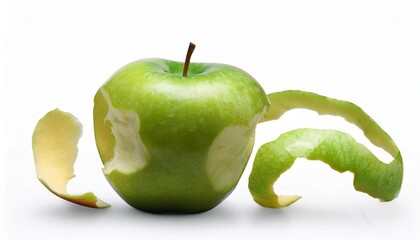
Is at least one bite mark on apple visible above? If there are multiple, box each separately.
[99,88,149,175]
[206,112,263,192]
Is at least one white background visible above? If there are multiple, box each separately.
[1,0,419,239]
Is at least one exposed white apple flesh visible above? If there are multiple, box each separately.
[99,88,149,175]
[206,112,263,192]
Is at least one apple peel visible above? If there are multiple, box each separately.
[249,90,403,208]
[32,109,110,208]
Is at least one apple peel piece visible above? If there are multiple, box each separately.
[32,109,110,208]
[249,90,403,208]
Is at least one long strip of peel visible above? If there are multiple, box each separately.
[249,90,403,208]
[32,109,110,208]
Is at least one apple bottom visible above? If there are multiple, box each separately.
[104,165,236,213]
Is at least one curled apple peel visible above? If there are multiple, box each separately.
[32,109,110,208]
[249,91,403,208]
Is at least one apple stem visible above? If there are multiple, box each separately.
[182,42,196,77]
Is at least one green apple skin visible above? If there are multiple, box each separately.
[93,58,269,213]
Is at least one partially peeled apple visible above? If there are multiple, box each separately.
[32,43,403,213]
[93,54,269,213]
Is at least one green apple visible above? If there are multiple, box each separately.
[93,45,269,213]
